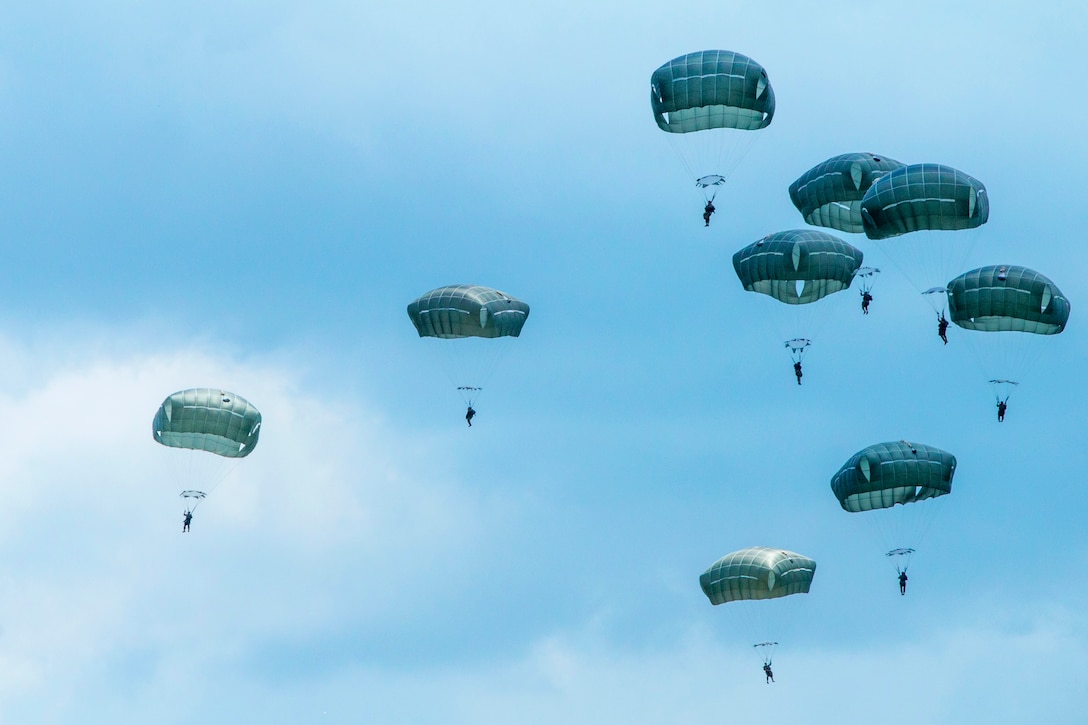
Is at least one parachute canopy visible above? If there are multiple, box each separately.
[152,389,262,458]
[733,230,863,305]
[789,153,904,233]
[860,163,989,240]
[700,546,816,605]
[947,265,1070,334]
[831,441,956,513]
[407,285,529,340]
[651,50,775,133]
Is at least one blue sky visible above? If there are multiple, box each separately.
[0,1,1085,723]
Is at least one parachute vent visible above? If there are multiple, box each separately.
[850,161,863,190]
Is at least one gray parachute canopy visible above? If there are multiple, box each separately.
[407,285,530,339]
[650,50,775,133]
[153,389,262,458]
[789,153,904,233]
[733,230,863,304]
[947,265,1070,334]
[831,441,956,513]
[860,163,989,240]
[700,546,816,605]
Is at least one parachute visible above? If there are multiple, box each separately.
[651,50,775,204]
[861,164,989,240]
[831,441,956,574]
[947,265,1071,406]
[859,164,989,314]
[153,389,261,457]
[789,153,904,233]
[700,546,816,665]
[407,284,529,406]
[152,388,262,508]
[700,547,817,604]
[948,265,1070,335]
[733,230,863,365]
[733,230,863,305]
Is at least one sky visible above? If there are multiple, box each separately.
[0,1,1086,723]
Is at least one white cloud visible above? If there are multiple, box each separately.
[0,332,515,721]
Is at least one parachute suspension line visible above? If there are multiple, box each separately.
[662,129,763,205]
[908,497,947,567]
[421,335,513,409]
[180,490,207,513]
[196,456,243,501]
[958,328,1049,407]
[663,132,699,190]
[730,600,786,665]
[753,641,778,666]
[854,268,880,295]
[855,498,945,574]
[872,226,984,313]
[421,337,463,401]
[785,339,810,364]
[466,335,515,406]
[457,386,483,407]
[158,448,243,505]
[858,508,903,565]
[886,548,915,575]
[922,288,949,316]
[989,380,1017,404]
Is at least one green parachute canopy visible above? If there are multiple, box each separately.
[651,50,775,133]
[407,285,529,339]
[789,153,904,233]
[831,441,956,513]
[152,388,262,458]
[700,547,816,605]
[948,265,1070,334]
[733,230,863,305]
[860,163,989,240]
